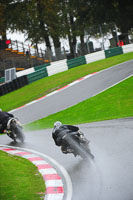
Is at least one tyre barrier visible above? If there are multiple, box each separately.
[0,75,29,96]
[0,46,132,97]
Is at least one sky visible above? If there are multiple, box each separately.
[7,30,111,52]
[7,30,46,50]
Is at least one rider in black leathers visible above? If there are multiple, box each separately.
[52,121,83,153]
[0,109,14,133]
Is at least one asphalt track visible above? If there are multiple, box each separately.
[0,118,133,200]
[10,60,133,124]
[1,60,133,200]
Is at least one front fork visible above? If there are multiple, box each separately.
[6,129,17,141]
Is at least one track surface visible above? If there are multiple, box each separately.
[1,60,133,200]
[0,118,133,200]
[11,60,133,124]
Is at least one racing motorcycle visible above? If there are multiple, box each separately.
[61,131,94,159]
[5,118,25,143]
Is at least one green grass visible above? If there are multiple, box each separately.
[25,76,133,130]
[0,53,132,199]
[0,150,45,200]
[0,52,133,112]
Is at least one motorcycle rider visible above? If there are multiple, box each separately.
[0,109,14,133]
[52,121,86,154]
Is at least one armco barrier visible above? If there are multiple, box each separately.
[105,47,123,58]
[67,56,86,69]
[85,50,105,64]
[0,84,8,96]
[5,82,12,93]
[47,59,68,76]
[27,68,48,83]
[122,43,133,54]
[34,63,50,71]
[0,44,132,96]
[0,77,5,84]
[0,75,29,96]
[12,78,21,89]
[16,67,35,77]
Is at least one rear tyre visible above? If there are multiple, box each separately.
[15,126,25,143]
[79,143,94,160]
[11,122,25,143]
[7,132,17,142]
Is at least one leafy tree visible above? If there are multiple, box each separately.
[0,0,133,56]
[89,0,133,44]
[0,0,14,40]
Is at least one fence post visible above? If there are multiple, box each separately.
[99,25,105,50]
[16,40,18,51]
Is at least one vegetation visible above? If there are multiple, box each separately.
[0,52,132,111]
[0,150,45,200]
[25,75,133,130]
[0,0,133,55]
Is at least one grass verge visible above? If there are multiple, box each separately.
[0,150,45,200]
[25,76,133,130]
[0,52,133,112]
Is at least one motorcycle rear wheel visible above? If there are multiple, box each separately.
[10,122,25,143]
[79,143,94,159]
[15,126,25,142]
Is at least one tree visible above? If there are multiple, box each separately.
[89,0,133,44]
[1,0,133,56]
[0,0,14,40]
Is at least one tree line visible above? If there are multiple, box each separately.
[0,0,133,56]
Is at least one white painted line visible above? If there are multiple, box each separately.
[90,74,132,99]
[26,100,38,106]
[9,60,133,113]
[47,91,58,96]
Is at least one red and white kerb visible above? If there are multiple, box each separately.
[0,146,64,200]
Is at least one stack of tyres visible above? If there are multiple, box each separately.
[9,81,16,91]
[0,75,29,96]
[5,82,12,93]
[20,75,28,86]
[0,84,5,96]
[16,77,23,88]
[23,75,29,85]
[0,84,8,96]
[12,78,20,89]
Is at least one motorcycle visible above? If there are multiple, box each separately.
[61,131,94,159]
[5,117,25,143]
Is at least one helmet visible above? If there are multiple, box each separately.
[54,121,62,128]
[0,108,2,112]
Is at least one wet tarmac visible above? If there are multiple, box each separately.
[1,61,133,199]
[1,118,133,200]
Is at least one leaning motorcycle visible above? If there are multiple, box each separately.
[61,131,94,159]
[5,117,25,143]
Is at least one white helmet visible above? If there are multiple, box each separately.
[0,108,2,112]
[54,121,62,128]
